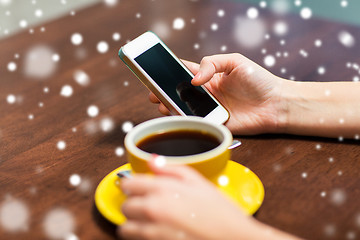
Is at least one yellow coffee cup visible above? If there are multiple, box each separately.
[124,116,233,181]
[95,116,265,225]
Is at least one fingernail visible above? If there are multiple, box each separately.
[117,170,132,179]
[120,179,131,195]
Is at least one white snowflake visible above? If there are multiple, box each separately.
[24,45,57,79]
[294,0,302,6]
[97,41,109,53]
[338,31,355,48]
[112,32,121,41]
[57,141,66,150]
[264,55,276,67]
[324,224,336,237]
[173,18,185,30]
[217,9,225,17]
[154,155,167,167]
[273,21,288,36]
[69,174,81,187]
[115,147,124,157]
[151,21,170,40]
[329,189,346,206]
[122,121,133,133]
[299,49,308,57]
[66,233,79,240]
[100,117,114,132]
[0,0,12,6]
[341,0,348,7]
[43,208,75,239]
[270,0,290,15]
[78,178,92,194]
[7,62,17,72]
[300,7,312,19]
[318,66,326,75]
[233,17,266,49]
[84,120,98,134]
[73,70,90,86]
[19,20,28,28]
[87,105,99,118]
[210,23,218,31]
[6,94,16,104]
[71,33,83,45]
[0,197,29,232]
[346,231,356,240]
[217,175,229,186]
[247,7,259,19]
[35,9,43,17]
[60,85,73,97]
[104,0,118,6]
[43,87,49,93]
[259,1,267,8]
[52,54,60,62]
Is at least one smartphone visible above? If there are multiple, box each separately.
[118,31,229,125]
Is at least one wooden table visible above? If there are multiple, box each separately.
[1,0,359,239]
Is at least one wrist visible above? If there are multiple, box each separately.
[277,80,360,138]
[271,78,294,134]
[244,217,301,240]
[276,80,315,135]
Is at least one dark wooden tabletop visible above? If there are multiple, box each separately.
[1,0,359,239]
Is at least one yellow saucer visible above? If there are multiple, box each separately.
[95,160,264,225]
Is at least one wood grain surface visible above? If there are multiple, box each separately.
[0,0,359,239]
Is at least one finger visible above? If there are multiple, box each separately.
[120,221,186,240]
[122,197,153,221]
[121,175,157,197]
[148,92,160,103]
[148,92,172,115]
[191,54,238,86]
[119,221,144,239]
[181,59,200,75]
[158,103,171,116]
[148,156,206,183]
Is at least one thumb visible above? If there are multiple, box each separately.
[148,155,206,183]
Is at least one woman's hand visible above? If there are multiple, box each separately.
[149,53,289,135]
[118,157,260,240]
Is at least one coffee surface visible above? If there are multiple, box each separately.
[137,130,220,156]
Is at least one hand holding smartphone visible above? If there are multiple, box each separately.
[119,31,229,125]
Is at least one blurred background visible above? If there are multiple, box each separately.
[1,0,360,39]
[1,1,360,239]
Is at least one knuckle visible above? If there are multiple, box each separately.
[142,200,159,220]
[230,52,242,60]
[201,56,212,64]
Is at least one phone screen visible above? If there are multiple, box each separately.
[135,43,218,117]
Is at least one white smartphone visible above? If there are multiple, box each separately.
[118,31,229,125]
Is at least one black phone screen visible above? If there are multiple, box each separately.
[135,43,218,117]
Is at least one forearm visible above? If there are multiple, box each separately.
[233,217,301,240]
[281,81,360,139]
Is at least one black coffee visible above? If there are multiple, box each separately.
[137,130,221,156]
